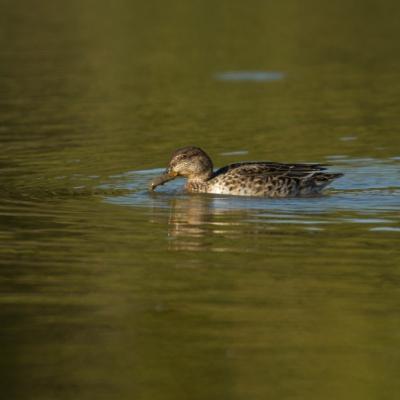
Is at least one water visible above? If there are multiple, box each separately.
[1,1,400,399]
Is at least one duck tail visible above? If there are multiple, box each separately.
[314,172,344,186]
[300,172,343,195]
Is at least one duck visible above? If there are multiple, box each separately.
[149,146,343,197]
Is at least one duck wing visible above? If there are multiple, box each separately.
[213,161,329,179]
[210,161,342,196]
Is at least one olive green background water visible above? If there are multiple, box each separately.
[1,1,400,399]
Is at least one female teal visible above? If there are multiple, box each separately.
[150,146,343,197]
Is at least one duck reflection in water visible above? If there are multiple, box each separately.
[165,195,215,251]
[154,194,246,252]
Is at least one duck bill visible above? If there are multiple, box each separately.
[149,171,177,191]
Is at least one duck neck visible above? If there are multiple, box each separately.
[188,170,213,183]
[185,170,213,193]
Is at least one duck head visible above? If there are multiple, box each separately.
[149,146,214,191]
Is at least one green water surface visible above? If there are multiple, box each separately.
[1,1,400,399]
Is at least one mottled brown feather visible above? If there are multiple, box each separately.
[150,147,343,197]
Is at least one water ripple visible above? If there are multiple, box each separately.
[214,71,286,82]
[102,157,400,234]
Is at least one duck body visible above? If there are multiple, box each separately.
[150,147,343,198]
[187,162,342,197]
